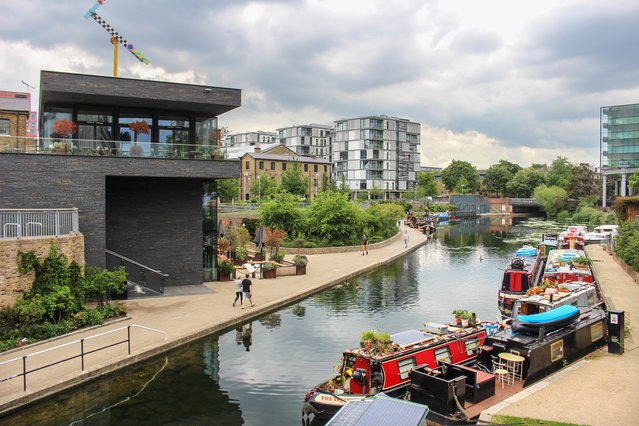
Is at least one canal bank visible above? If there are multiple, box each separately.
[480,244,639,426]
[0,226,431,416]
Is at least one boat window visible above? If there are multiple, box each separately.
[591,322,604,342]
[434,346,451,365]
[463,337,480,356]
[397,357,416,380]
[550,340,564,362]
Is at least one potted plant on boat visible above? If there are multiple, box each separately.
[360,330,376,352]
[571,256,592,270]
[452,309,465,324]
[293,255,308,275]
[262,261,278,279]
[460,310,473,327]
[218,258,235,281]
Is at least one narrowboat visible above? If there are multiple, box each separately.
[303,324,487,421]
[512,280,603,319]
[408,305,608,424]
[542,248,594,285]
[497,246,545,317]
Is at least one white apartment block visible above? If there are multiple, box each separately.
[333,115,420,198]
[226,130,278,148]
[277,124,333,160]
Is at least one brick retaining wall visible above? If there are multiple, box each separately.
[0,235,84,307]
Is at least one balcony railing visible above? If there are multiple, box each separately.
[0,135,226,160]
[0,208,79,239]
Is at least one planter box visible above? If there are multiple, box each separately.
[296,265,307,275]
[218,271,232,281]
[263,268,277,279]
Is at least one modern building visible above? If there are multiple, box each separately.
[600,103,639,206]
[226,130,278,148]
[277,124,333,160]
[239,145,331,201]
[0,70,241,288]
[332,115,421,198]
[0,91,31,142]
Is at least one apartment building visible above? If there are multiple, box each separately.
[332,115,420,198]
[226,130,278,148]
[277,123,333,160]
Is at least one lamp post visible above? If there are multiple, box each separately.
[258,175,261,201]
[244,171,250,201]
[314,173,318,198]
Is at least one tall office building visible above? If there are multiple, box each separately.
[277,124,333,159]
[600,103,639,206]
[332,115,420,198]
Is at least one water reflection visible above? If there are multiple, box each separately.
[0,217,558,426]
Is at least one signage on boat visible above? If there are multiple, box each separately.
[313,393,361,406]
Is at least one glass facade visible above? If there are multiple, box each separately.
[601,103,639,169]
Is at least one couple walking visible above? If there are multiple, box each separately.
[233,274,255,309]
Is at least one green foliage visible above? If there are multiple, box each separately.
[534,184,568,218]
[218,259,235,274]
[416,171,439,196]
[242,218,260,238]
[263,261,278,271]
[571,203,615,228]
[259,193,304,237]
[507,168,546,197]
[234,246,249,261]
[83,266,127,306]
[615,222,639,271]
[484,160,522,195]
[305,191,364,245]
[227,224,251,250]
[216,178,239,202]
[271,252,285,262]
[441,160,480,193]
[377,199,412,214]
[364,203,405,240]
[360,330,376,342]
[545,156,574,190]
[251,174,279,200]
[292,255,308,266]
[280,161,308,197]
[428,203,457,212]
[568,163,599,200]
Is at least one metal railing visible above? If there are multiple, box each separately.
[0,208,79,239]
[0,135,227,160]
[0,324,167,392]
[106,249,168,294]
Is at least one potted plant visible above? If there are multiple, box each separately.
[360,330,376,352]
[271,252,285,262]
[52,119,78,153]
[218,259,235,281]
[452,309,465,324]
[217,237,232,258]
[572,256,592,269]
[262,261,278,279]
[128,120,149,157]
[293,255,308,275]
[234,246,248,265]
[460,310,472,327]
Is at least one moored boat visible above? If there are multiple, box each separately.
[497,246,545,316]
[303,324,487,421]
[542,248,594,285]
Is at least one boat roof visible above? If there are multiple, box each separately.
[515,283,599,310]
[546,248,585,262]
[326,393,428,426]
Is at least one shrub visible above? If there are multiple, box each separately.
[263,262,278,271]
[292,255,308,266]
[271,252,285,262]
[235,246,249,262]
[291,238,306,248]
[218,259,235,275]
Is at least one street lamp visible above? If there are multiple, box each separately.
[244,171,250,201]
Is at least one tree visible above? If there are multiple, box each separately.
[416,172,439,196]
[568,163,599,201]
[441,160,480,193]
[545,157,574,190]
[280,161,308,197]
[217,179,239,202]
[483,160,522,196]
[305,191,364,244]
[53,119,78,139]
[534,184,568,218]
[506,168,546,197]
[251,175,279,200]
[259,192,304,237]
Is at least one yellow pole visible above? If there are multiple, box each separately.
[111,37,118,77]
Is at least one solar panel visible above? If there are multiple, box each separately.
[391,330,436,348]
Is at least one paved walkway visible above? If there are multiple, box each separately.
[0,226,430,415]
[1,231,638,426]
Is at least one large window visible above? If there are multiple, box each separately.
[0,119,9,135]
[42,107,72,139]
[77,111,113,152]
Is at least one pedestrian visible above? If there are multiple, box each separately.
[403,230,409,248]
[362,234,369,255]
[232,276,243,307]
[241,274,254,308]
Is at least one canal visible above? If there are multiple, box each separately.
[1,217,560,426]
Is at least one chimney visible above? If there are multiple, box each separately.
[254,144,261,153]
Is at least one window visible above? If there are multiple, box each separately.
[591,322,604,342]
[550,340,564,362]
[397,357,416,379]
[282,162,287,171]
[259,161,264,170]
[245,161,250,170]
[314,164,318,172]
[434,346,451,364]
[324,165,327,172]
[304,164,308,172]
[270,162,275,170]
[463,337,480,355]
[0,119,10,135]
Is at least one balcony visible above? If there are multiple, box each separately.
[0,135,226,160]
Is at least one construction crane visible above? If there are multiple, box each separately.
[84,0,150,77]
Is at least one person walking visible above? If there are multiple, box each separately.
[403,230,409,248]
[232,277,243,307]
[362,234,369,256]
[241,274,254,308]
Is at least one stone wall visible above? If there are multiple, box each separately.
[0,235,85,307]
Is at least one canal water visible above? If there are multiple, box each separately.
[1,217,560,426]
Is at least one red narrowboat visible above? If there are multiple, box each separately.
[498,246,545,317]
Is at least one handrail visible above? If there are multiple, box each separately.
[0,324,167,391]
[105,249,166,275]
[105,249,168,294]
[0,208,79,239]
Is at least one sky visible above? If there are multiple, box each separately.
[1,0,638,169]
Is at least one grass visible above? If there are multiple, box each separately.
[490,415,588,426]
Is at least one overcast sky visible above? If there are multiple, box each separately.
[1,0,638,168]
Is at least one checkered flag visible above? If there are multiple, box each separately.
[87,11,150,65]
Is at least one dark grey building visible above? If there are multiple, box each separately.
[0,70,242,289]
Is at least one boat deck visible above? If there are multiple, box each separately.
[464,379,525,420]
